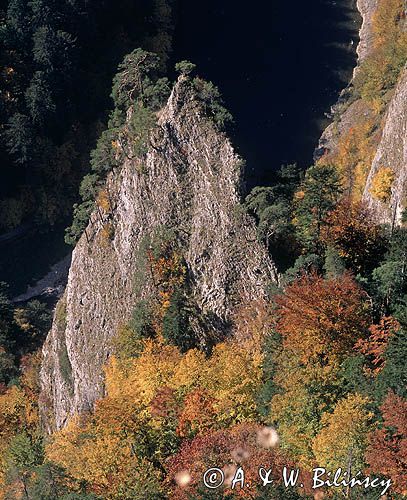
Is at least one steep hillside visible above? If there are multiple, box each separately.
[318,0,406,223]
[40,76,277,431]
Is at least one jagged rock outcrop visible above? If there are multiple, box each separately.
[40,76,277,431]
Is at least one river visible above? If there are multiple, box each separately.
[172,0,360,188]
[1,0,360,296]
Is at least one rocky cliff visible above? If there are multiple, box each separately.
[316,0,377,166]
[40,76,277,431]
[318,0,407,224]
[363,68,407,224]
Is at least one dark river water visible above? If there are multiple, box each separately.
[172,0,360,188]
[2,0,359,295]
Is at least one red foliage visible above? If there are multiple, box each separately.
[150,386,178,418]
[165,423,311,499]
[366,391,407,494]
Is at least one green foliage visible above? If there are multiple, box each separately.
[66,48,168,246]
[0,283,18,384]
[192,77,233,128]
[28,462,87,500]
[245,165,301,269]
[175,60,196,76]
[32,25,75,73]
[128,105,157,158]
[339,355,372,397]
[25,71,56,126]
[58,341,73,390]
[5,432,44,472]
[14,299,52,351]
[130,300,155,339]
[90,128,120,176]
[162,290,196,352]
[4,113,35,165]
[294,164,342,253]
[372,227,407,314]
[111,48,169,111]
[64,200,94,245]
[375,325,407,400]
[324,245,346,278]
[282,253,322,284]
[0,0,175,233]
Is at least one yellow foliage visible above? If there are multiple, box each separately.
[319,115,377,200]
[0,386,38,493]
[99,221,114,246]
[369,166,395,202]
[372,0,406,49]
[96,189,111,212]
[46,415,139,496]
[312,393,374,472]
[321,0,406,201]
[47,336,264,495]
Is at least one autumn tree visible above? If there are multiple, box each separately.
[354,316,399,375]
[165,423,307,500]
[370,167,395,203]
[320,199,386,274]
[312,393,373,473]
[365,391,407,495]
[275,272,370,364]
[269,272,371,465]
[47,335,265,497]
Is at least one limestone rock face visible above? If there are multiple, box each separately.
[362,68,407,224]
[317,0,378,157]
[355,0,378,64]
[40,77,277,431]
[318,0,406,225]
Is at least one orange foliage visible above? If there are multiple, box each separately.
[276,272,370,364]
[96,189,111,212]
[176,389,217,438]
[320,199,385,273]
[47,336,265,496]
[355,316,399,375]
[99,221,114,246]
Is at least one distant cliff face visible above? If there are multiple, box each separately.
[40,77,277,431]
[355,0,378,64]
[363,68,407,224]
[318,0,406,224]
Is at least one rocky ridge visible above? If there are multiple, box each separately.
[40,76,277,431]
